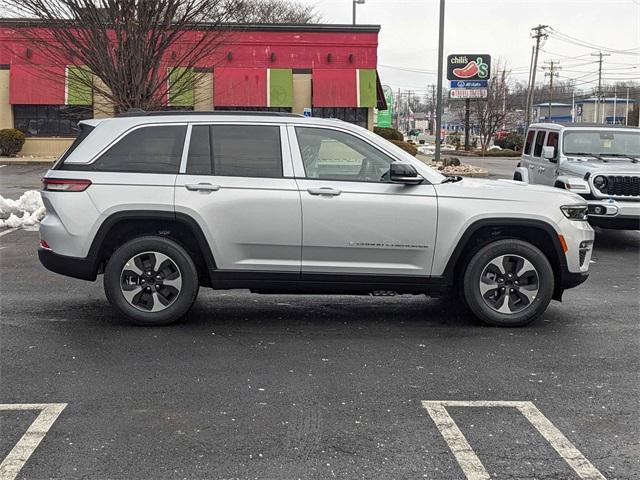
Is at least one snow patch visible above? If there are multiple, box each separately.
[0,191,46,228]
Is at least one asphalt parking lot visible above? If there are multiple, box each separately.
[1,164,639,479]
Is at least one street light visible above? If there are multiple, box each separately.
[353,0,365,25]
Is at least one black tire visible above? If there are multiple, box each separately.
[104,236,199,326]
[513,172,522,181]
[462,239,554,327]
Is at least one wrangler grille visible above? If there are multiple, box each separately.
[598,175,640,197]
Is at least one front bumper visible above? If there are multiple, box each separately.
[586,199,640,229]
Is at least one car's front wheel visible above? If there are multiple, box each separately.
[462,239,554,327]
[104,236,199,326]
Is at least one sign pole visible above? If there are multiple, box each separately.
[464,98,470,151]
[434,0,445,162]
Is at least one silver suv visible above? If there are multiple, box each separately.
[514,123,640,230]
[39,111,594,327]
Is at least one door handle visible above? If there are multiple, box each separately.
[185,183,220,192]
[307,187,342,196]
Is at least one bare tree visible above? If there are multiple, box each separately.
[226,0,321,24]
[2,0,242,112]
[472,63,515,151]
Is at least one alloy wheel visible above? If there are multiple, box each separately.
[479,254,540,314]
[120,251,182,312]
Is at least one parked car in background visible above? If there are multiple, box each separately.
[514,123,640,230]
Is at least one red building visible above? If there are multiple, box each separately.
[0,20,384,156]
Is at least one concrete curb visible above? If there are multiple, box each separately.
[0,157,56,165]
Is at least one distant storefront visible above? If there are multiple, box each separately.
[0,21,387,156]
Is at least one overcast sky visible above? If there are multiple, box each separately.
[299,0,640,96]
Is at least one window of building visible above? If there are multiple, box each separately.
[524,130,535,155]
[296,127,394,182]
[533,130,546,157]
[312,107,368,129]
[214,106,292,113]
[186,125,283,178]
[13,105,93,137]
[91,125,186,173]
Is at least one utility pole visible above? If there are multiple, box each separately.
[434,0,445,161]
[543,60,560,121]
[524,45,535,125]
[526,25,548,126]
[430,84,436,135]
[591,51,610,123]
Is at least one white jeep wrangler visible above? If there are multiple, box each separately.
[39,111,594,327]
[514,123,640,230]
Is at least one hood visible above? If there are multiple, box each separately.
[435,177,585,204]
[564,156,640,174]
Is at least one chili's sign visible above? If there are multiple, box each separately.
[447,54,491,81]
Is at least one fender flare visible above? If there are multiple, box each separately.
[514,165,529,183]
[86,210,217,277]
[554,175,592,195]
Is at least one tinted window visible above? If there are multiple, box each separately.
[210,125,282,178]
[186,125,212,175]
[92,125,186,173]
[546,131,559,159]
[296,127,395,182]
[54,123,95,169]
[533,130,546,157]
[524,130,535,155]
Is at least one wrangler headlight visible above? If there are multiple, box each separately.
[561,205,588,221]
[593,175,608,191]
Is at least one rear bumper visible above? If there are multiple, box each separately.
[38,248,97,281]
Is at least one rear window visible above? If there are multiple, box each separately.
[523,130,535,155]
[53,123,95,169]
[63,125,187,173]
[186,125,282,178]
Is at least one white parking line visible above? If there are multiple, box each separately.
[422,400,606,480]
[0,403,67,480]
[0,164,6,168]
[0,228,18,238]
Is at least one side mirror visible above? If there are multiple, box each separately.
[542,145,557,162]
[389,162,424,185]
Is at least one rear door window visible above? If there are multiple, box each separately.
[185,124,283,178]
[523,130,535,155]
[533,130,546,157]
[90,125,186,173]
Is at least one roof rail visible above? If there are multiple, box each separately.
[115,109,303,118]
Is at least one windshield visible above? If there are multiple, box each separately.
[563,130,640,157]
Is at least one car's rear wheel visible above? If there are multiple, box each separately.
[462,239,554,327]
[513,172,523,181]
[104,236,199,326]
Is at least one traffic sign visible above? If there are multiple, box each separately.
[450,80,488,88]
[450,88,488,99]
[303,107,312,117]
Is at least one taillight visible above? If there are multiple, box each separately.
[42,178,91,192]
[40,240,51,250]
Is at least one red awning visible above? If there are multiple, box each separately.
[214,68,267,107]
[312,69,357,107]
[10,64,65,104]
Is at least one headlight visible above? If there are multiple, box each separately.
[593,175,608,191]
[561,205,588,221]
